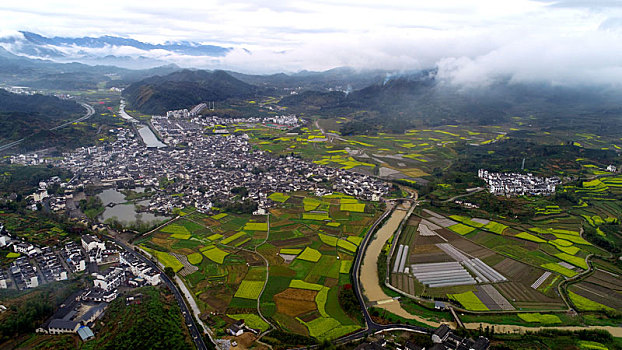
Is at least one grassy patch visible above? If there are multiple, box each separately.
[234,280,265,299]
[555,253,588,269]
[6,252,20,258]
[187,252,203,265]
[221,231,248,245]
[297,247,322,262]
[340,203,365,212]
[337,239,357,253]
[339,260,353,274]
[541,263,578,278]
[319,233,338,247]
[316,287,330,318]
[483,221,508,234]
[207,234,223,241]
[211,213,228,220]
[449,215,485,228]
[517,313,562,324]
[244,222,268,231]
[303,212,330,221]
[201,246,229,264]
[170,233,191,240]
[515,231,546,243]
[161,224,190,235]
[289,279,324,291]
[280,248,302,255]
[448,291,489,311]
[577,340,609,350]
[228,314,270,332]
[568,291,614,311]
[303,197,322,211]
[269,192,290,203]
[448,223,476,235]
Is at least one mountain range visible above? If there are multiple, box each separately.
[0,31,231,69]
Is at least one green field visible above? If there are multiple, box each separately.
[234,280,265,299]
[448,223,476,235]
[170,233,192,240]
[303,197,322,211]
[448,291,489,311]
[269,192,290,203]
[483,221,508,234]
[568,291,614,311]
[144,248,184,273]
[517,313,562,324]
[187,252,203,265]
[339,260,353,274]
[319,233,338,246]
[280,248,302,255]
[211,213,228,220]
[289,279,324,291]
[302,212,330,221]
[201,246,229,264]
[228,314,270,331]
[161,224,190,235]
[541,263,578,278]
[297,247,322,262]
[515,231,547,243]
[208,234,223,241]
[221,231,248,245]
[555,253,588,269]
[244,222,268,231]
[340,203,365,212]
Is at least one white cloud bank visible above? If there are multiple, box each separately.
[1,0,622,86]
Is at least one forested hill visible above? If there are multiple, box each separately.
[0,89,82,117]
[122,69,259,114]
[0,89,83,142]
[280,74,622,135]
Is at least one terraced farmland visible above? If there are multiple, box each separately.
[138,191,381,341]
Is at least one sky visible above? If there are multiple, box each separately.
[1,0,622,85]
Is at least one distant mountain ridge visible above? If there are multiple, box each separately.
[123,70,259,114]
[0,31,231,69]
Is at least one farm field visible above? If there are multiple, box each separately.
[136,191,382,340]
[388,211,572,313]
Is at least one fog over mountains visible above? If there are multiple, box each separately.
[0,31,231,69]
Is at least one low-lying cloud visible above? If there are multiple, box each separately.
[1,0,622,87]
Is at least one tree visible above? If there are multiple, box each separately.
[164,266,175,278]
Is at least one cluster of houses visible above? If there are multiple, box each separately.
[354,325,489,350]
[192,114,302,129]
[53,116,388,216]
[34,234,161,341]
[478,169,561,196]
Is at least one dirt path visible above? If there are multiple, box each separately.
[359,202,444,327]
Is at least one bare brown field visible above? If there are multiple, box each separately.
[411,252,454,264]
[412,234,446,245]
[271,237,310,247]
[272,313,309,335]
[569,282,622,310]
[495,282,563,305]
[586,270,622,291]
[274,290,318,317]
[449,238,496,260]
[493,258,542,282]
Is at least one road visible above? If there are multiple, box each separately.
[106,235,210,350]
[442,187,484,203]
[348,195,432,340]
[0,102,95,152]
